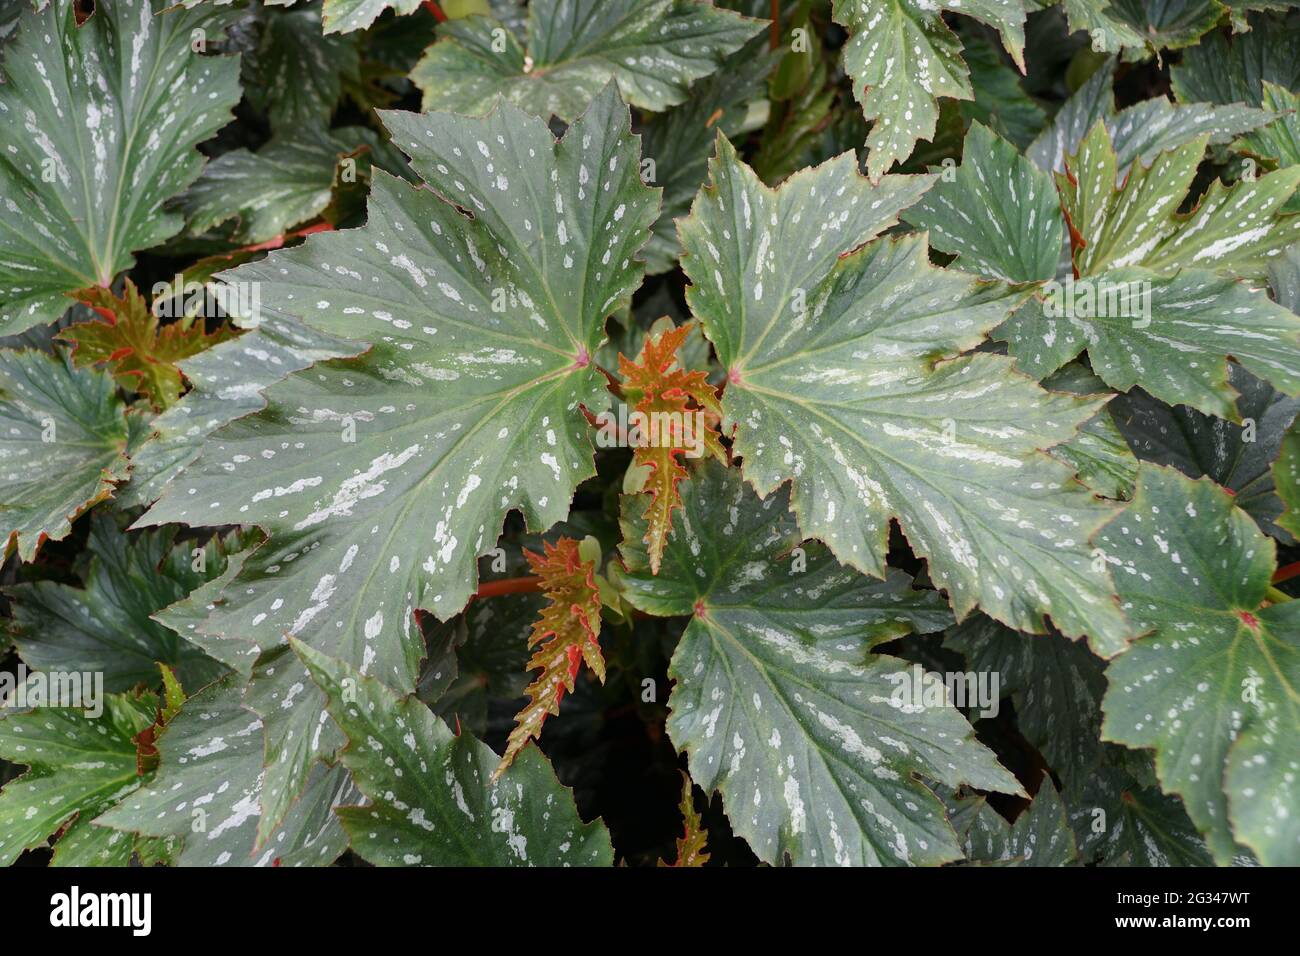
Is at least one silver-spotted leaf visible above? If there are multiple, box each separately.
[0,349,132,561]
[412,0,765,121]
[0,0,242,333]
[619,458,1021,867]
[1098,464,1300,865]
[679,138,1134,654]
[137,85,657,836]
[294,639,614,866]
[0,691,155,866]
[96,674,357,866]
[831,0,1028,180]
[904,121,1064,283]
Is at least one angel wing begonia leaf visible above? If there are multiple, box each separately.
[678,138,1135,654]
[620,458,1017,866]
[1098,464,1300,866]
[294,640,614,866]
[831,0,1028,180]
[0,349,132,561]
[136,85,658,836]
[96,674,358,867]
[412,0,765,121]
[0,0,242,334]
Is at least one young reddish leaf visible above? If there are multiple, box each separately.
[59,281,237,410]
[496,538,605,779]
[617,321,724,574]
[659,772,710,867]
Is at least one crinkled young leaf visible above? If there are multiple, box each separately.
[618,322,723,572]
[831,0,1028,180]
[6,512,230,692]
[1099,464,1300,865]
[498,538,605,776]
[660,772,710,867]
[1041,364,1138,500]
[59,281,238,410]
[97,674,357,866]
[904,122,1064,283]
[412,0,765,120]
[1111,364,1299,539]
[619,459,1020,867]
[138,86,657,836]
[1059,121,1300,280]
[680,138,1133,654]
[1010,268,1300,420]
[0,349,132,561]
[0,691,156,866]
[294,640,614,866]
[945,612,1108,796]
[963,776,1078,866]
[0,0,242,334]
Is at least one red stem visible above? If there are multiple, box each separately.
[1273,561,1300,585]
[423,0,447,22]
[238,221,334,255]
[769,0,780,49]
[472,576,543,601]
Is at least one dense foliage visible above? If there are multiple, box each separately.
[1,0,1298,868]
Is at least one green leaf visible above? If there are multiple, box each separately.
[137,85,658,836]
[176,134,358,246]
[945,612,1108,796]
[6,512,233,692]
[620,458,1023,867]
[640,35,776,273]
[958,33,1047,151]
[411,0,765,120]
[903,122,1064,283]
[1235,82,1300,175]
[96,674,357,866]
[679,138,1134,654]
[1170,10,1300,108]
[1087,0,1225,53]
[1111,364,1299,540]
[1027,58,1274,176]
[963,776,1078,866]
[242,2,360,131]
[117,313,355,510]
[322,0,421,35]
[1276,425,1300,546]
[1067,761,1215,866]
[1041,363,1138,500]
[1056,120,1300,280]
[0,690,156,866]
[1006,268,1300,420]
[0,349,132,561]
[1098,463,1300,865]
[294,639,615,866]
[831,0,1028,179]
[0,0,242,334]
